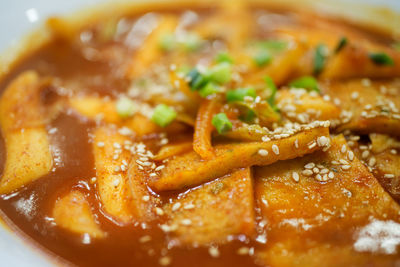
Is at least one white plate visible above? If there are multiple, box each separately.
[0,0,398,266]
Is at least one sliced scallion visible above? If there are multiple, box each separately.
[215,51,234,64]
[212,113,232,134]
[208,62,232,84]
[226,88,257,102]
[289,76,320,93]
[253,50,272,67]
[314,44,328,75]
[116,97,136,119]
[369,52,395,66]
[151,104,177,127]
[198,82,220,97]
[335,37,348,53]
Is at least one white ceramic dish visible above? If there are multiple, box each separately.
[0,0,399,266]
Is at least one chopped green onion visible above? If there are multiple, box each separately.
[239,108,256,123]
[187,68,208,90]
[159,34,176,51]
[253,50,272,67]
[215,51,234,64]
[264,76,277,106]
[255,40,287,52]
[178,33,203,52]
[226,88,257,102]
[289,76,320,93]
[335,37,348,53]
[208,62,232,84]
[212,113,232,134]
[198,82,220,97]
[369,52,394,66]
[116,97,136,119]
[314,44,328,75]
[151,104,177,127]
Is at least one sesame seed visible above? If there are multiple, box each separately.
[237,247,250,255]
[90,177,97,184]
[142,195,150,202]
[341,145,347,154]
[155,165,165,171]
[351,91,359,100]
[320,168,329,174]
[139,235,151,243]
[308,141,316,149]
[258,149,269,156]
[313,167,320,174]
[292,172,299,182]
[181,219,192,226]
[172,203,181,211]
[184,203,195,210]
[341,165,351,170]
[339,159,349,165]
[347,151,354,161]
[209,246,220,258]
[317,136,329,147]
[113,179,120,187]
[294,139,299,148]
[150,173,157,177]
[361,150,370,159]
[391,149,397,155]
[159,256,171,266]
[155,207,164,215]
[328,172,335,179]
[305,162,315,169]
[272,144,279,155]
[114,166,120,172]
[315,174,322,181]
[384,174,395,178]
[302,169,313,176]
[262,136,271,142]
[97,142,105,147]
[368,157,376,167]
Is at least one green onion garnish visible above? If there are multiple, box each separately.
[369,52,395,66]
[151,104,177,127]
[215,51,234,64]
[159,34,176,52]
[264,76,277,106]
[178,33,203,52]
[289,76,320,93]
[335,37,348,53]
[198,82,220,97]
[208,62,232,84]
[314,44,328,75]
[255,40,287,52]
[187,68,208,90]
[116,97,136,119]
[226,88,257,102]
[253,50,272,67]
[212,113,232,134]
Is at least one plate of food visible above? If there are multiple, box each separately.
[0,0,400,266]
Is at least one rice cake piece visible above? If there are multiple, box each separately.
[93,126,156,224]
[321,79,400,137]
[163,168,254,246]
[150,125,330,191]
[254,135,400,266]
[53,190,105,239]
[0,71,52,194]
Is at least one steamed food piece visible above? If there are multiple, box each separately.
[320,79,400,136]
[255,135,400,266]
[276,88,341,124]
[0,71,52,194]
[53,190,105,238]
[93,126,155,224]
[150,125,330,191]
[164,168,254,245]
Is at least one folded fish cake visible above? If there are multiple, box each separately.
[53,190,105,239]
[255,135,400,266]
[321,79,400,136]
[163,168,255,246]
